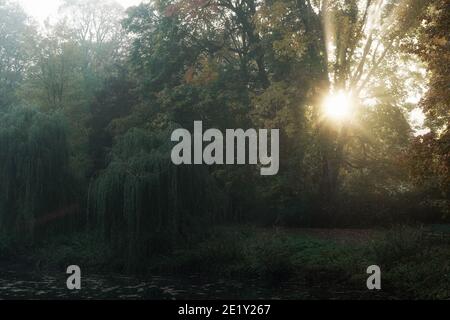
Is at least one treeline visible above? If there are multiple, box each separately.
[0,0,448,264]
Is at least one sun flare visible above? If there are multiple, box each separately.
[322,91,353,121]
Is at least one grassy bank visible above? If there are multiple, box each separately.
[6,225,450,300]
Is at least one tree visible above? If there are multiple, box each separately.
[21,1,128,181]
[58,0,127,88]
[120,0,434,223]
[274,0,429,205]
[0,0,36,107]
[88,128,227,270]
[0,107,75,241]
[408,0,449,131]
[406,0,449,216]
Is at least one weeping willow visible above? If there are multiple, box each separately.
[88,127,227,269]
[0,106,74,242]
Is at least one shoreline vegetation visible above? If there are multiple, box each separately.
[2,224,450,299]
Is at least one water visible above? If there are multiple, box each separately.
[0,264,310,300]
[0,263,388,300]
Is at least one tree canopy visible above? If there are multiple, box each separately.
[0,0,448,249]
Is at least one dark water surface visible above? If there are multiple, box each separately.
[0,262,390,300]
[0,264,313,300]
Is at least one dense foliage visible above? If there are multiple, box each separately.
[88,128,226,269]
[0,0,448,267]
[0,107,75,241]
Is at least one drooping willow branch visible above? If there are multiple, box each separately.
[87,127,228,270]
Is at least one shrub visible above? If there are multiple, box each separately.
[370,225,425,267]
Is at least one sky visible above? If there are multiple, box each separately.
[17,0,144,23]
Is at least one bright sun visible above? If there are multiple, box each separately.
[322,91,353,121]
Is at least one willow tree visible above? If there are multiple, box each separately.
[0,107,75,242]
[88,127,227,270]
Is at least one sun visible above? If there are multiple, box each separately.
[322,91,353,121]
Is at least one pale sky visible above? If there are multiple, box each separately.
[17,0,144,23]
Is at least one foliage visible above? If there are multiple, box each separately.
[88,127,227,270]
[0,0,36,107]
[0,106,75,241]
[405,0,450,217]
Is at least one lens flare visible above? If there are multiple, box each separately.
[322,91,353,121]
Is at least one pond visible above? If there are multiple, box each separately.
[0,264,310,300]
[0,262,388,300]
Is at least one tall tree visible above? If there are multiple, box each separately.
[407,0,449,216]
[0,0,36,107]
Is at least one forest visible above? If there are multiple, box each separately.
[0,0,449,300]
